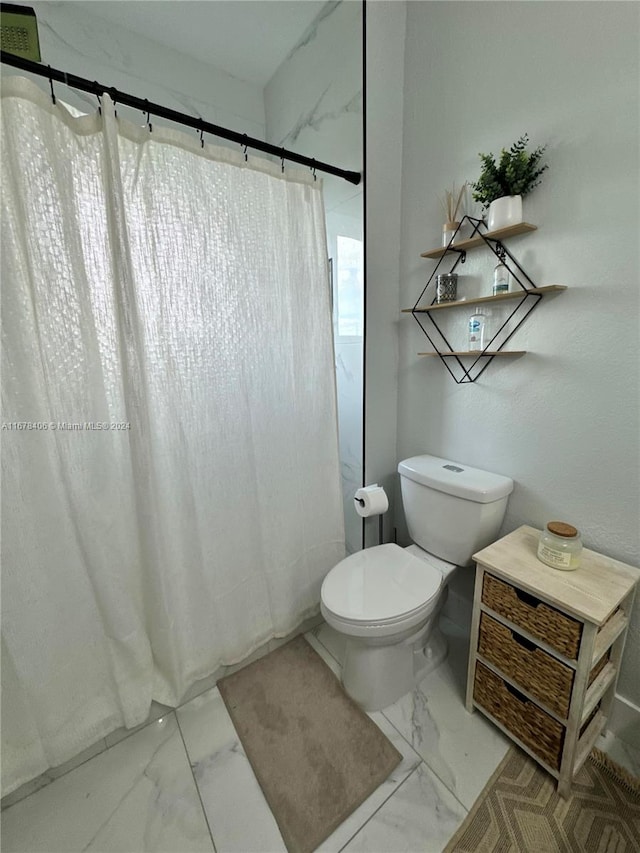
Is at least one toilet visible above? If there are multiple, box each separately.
[320,454,513,711]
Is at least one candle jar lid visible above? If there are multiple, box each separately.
[546,521,579,538]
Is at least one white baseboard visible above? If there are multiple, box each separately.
[608,694,640,750]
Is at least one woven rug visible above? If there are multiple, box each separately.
[445,746,640,852]
[217,635,402,853]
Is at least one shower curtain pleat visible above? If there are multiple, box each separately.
[0,77,345,797]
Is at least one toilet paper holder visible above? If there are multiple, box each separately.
[354,484,387,546]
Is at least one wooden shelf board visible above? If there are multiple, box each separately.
[573,712,607,779]
[403,285,568,314]
[592,610,628,666]
[581,663,617,726]
[419,351,526,358]
[421,222,538,259]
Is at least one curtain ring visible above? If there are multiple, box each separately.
[311,159,317,182]
[200,128,204,149]
[242,134,248,162]
[144,100,152,133]
[48,66,56,104]
[281,148,286,174]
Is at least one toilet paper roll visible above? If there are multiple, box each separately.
[354,484,389,518]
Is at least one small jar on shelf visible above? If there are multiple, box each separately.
[493,262,509,295]
[436,273,458,303]
[442,222,460,247]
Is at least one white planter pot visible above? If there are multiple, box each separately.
[487,195,523,232]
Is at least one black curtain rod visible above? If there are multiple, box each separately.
[0,51,362,186]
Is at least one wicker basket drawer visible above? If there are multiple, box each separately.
[473,662,565,770]
[482,574,582,659]
[478,613,609,719]
[478,613,574,717]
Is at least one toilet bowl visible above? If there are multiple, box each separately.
[321,543,456,710]
[320,454,514,711]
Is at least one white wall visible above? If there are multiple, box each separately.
[397,2,639,705]
[364,0,407,548]
[2,1,265,139]
[265,0,364,554]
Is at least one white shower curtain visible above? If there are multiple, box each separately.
[0,77,345,796]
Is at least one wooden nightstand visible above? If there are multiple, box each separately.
[466,525,639,798]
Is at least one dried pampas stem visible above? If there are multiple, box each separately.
[440,182,467,223]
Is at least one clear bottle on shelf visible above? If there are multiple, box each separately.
[468,312,485,351]
[493,262,509,295]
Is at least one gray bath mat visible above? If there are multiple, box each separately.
[217,634,402,853]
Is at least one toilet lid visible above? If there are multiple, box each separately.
[321,543,442,623]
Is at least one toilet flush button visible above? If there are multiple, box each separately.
[443,464,464,473]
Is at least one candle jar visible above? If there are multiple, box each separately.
[537,522,583,571]
[436,273,458,303]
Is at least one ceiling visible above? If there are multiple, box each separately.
[83,1,327,87]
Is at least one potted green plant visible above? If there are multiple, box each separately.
[471,134,548,231]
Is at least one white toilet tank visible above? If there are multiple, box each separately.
[398,455,513,567]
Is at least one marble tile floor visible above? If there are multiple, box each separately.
[2,617,637,853]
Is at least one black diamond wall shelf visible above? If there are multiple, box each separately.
[402,215,567,384]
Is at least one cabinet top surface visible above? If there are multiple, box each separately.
[473,525,640,625]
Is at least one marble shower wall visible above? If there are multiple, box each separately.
[265,1,364,554]
[3,2,265,141]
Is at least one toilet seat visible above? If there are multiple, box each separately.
[321,544,442,638]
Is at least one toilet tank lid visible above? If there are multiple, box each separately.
[398,455,514,503]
